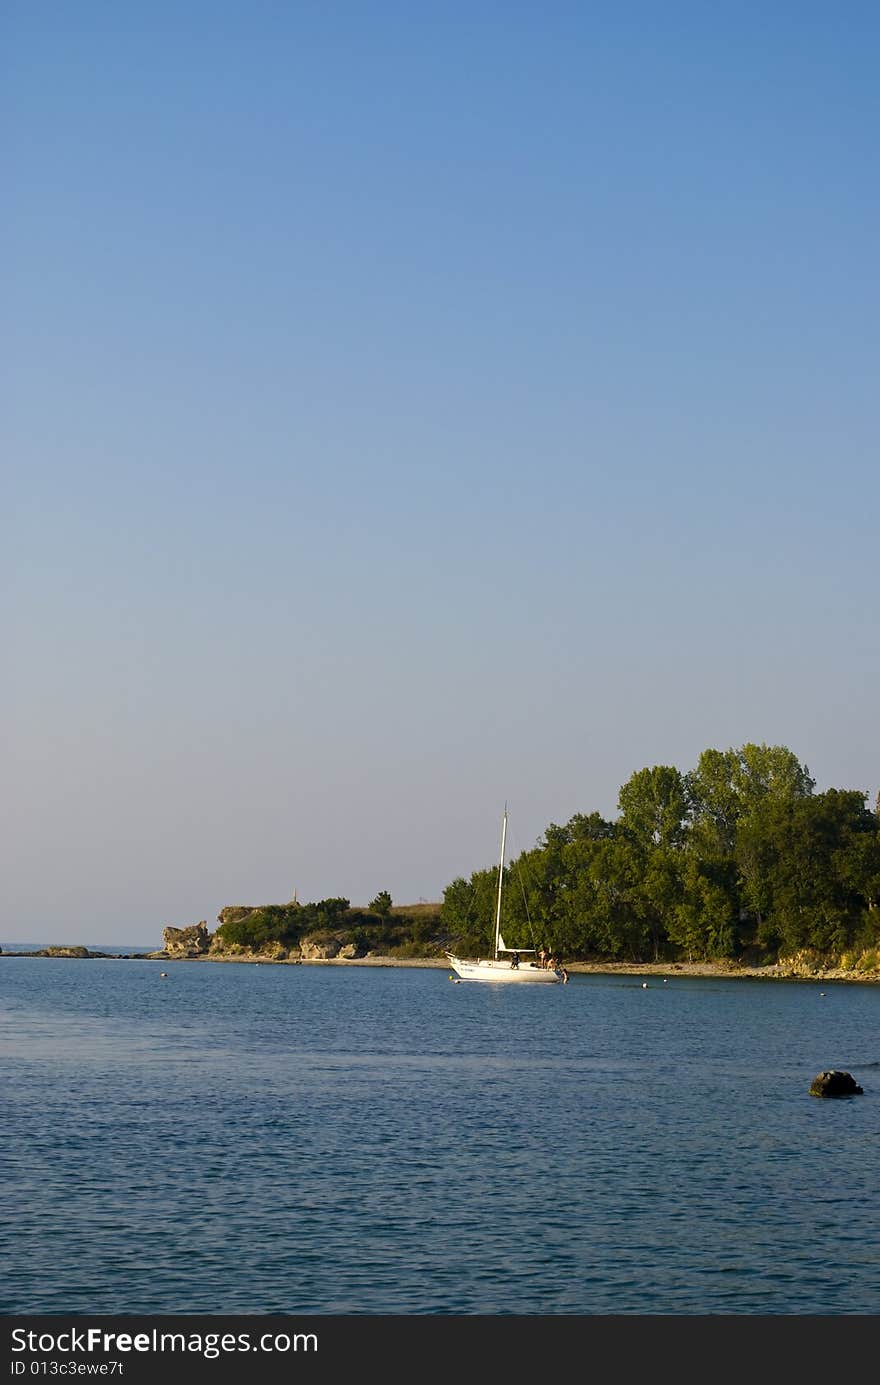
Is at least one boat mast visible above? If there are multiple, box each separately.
[493,806,508,961]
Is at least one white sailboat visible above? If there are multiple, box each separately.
[446,809,566,984]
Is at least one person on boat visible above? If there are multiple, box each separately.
[510,951,520,969]
[538,947,547,968]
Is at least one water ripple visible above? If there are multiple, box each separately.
[2,958,879,1313]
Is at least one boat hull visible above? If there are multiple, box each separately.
[446,954,564,984]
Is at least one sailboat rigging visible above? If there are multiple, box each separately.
[445,809,566,984]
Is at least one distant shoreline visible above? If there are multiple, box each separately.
[3,948,878,984]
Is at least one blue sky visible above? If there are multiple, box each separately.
[4,3,878,941]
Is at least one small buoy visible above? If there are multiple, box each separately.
[641,982,648,989]
[160,972,168,978]
[819,992,826,997]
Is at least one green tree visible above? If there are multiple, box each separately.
[440,869,498,954]
[669,856,736,959]
[634,845,681,960]
[832,796,880,917]
[689,743,814,854]
[215,903,302,949]
[579,836,654,960]
[311,897,350,927]
[738,790,875,956]
[369,890,393,917]
[618,766,690,850]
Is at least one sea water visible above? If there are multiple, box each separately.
[2,957,879,1314]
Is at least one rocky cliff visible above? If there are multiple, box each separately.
[160,922,211,958]
[299,934,368,960]
[216,906,260,928]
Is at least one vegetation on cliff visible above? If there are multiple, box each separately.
[214,897,441,959]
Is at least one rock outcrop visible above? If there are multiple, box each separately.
[300,934,342,960]
[161,922,211,958]
[216,906,261,927]
[338,941,368,959]
[297,933,369,960]
[809,1070,864,1097]
[774,948,880,981]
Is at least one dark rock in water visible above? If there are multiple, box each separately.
[809,1070,864,1097]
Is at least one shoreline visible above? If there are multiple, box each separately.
[4,948,878,983]
[310,956,879,983]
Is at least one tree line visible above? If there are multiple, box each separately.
[439,744,880,965]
